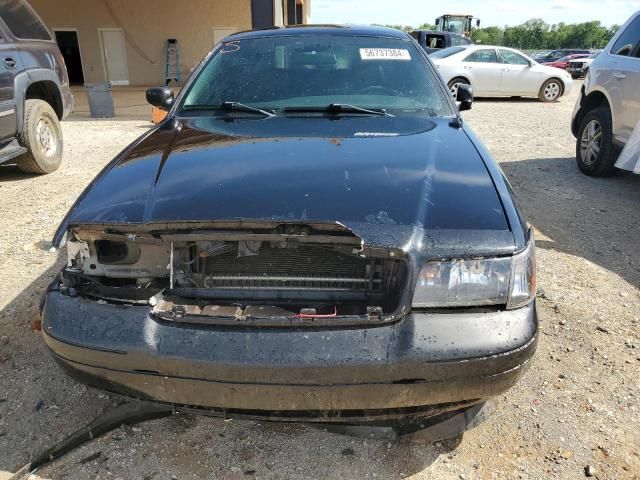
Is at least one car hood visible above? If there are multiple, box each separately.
[54,115,514,253]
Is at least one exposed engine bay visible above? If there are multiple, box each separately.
[61,223,408,324]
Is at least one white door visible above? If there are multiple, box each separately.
[498,49,541,94]
[462,48,503,95]
[212,28,238,47]
[100,29,129,85]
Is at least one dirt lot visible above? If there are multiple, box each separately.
[1,84,639,479]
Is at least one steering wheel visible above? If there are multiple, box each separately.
[357,85,399,96]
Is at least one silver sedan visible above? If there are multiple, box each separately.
[431,45,573,102]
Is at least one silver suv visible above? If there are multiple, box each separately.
[572,11,640,176]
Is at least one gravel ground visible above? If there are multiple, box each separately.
[1,83,639,479]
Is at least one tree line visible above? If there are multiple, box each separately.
[382,18,619,50]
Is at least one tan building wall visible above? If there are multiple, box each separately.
[30,0,253,85]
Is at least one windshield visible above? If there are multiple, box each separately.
[546,51,565,60]
[443,19,466,35]
[181,35,452,116]
[430,46,467,58]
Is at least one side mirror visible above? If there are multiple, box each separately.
[476,19,481,27]
[435,18,440,26]
[146,86,174,111]
[457,84,473,111]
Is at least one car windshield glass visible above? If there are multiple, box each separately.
[430,46,466,58]
[1,0,51,40]
[181,35,452,116]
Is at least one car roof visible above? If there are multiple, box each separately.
[436,45,534,58]
[460,45,503,50]
[228,25,410,41]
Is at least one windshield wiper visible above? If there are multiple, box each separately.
[221,101,276,118]
[328,104,393,116]
[284,104,393,117]
[185,102,276,118]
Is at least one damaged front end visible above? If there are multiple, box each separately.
[61,222,409,326]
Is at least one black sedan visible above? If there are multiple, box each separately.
[42,26,537,437]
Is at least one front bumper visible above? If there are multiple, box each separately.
[42,291,538,423]
[571,85,586,137]
[60,85,74,119]
[562,76,574,96]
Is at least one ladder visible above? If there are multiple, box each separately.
[164,38,180,86]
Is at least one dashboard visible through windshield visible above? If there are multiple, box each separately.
[181,35,452,116]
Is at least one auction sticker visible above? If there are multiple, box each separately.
[360,48,411,60]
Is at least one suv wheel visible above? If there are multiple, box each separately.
[576,106,617,177]
[17,100,63,174]
[538,79,562,102]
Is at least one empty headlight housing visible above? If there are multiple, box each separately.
[412,232,536,309]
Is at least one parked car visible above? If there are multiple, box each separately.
[42,26,538,437]
[431,45,573,101]
[409,29,472,54]
[567,52,599,79]
[529,50,550,58]
[572,11,640,176]
[533,48,591,63]
[0,0,72,174]
[543,53,591,70]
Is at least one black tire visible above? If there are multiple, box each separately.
[538,78,563,102]
[447,77,469,101]
[16,99,63,174]
[575,106,617,177]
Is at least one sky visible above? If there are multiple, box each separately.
[310,0,640,28]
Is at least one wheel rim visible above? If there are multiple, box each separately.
[543,81,561,100]
[36,117,57,157]
[580,119,602,166]
[449,82,461,100]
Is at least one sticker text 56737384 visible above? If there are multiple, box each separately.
[359,48,411,61]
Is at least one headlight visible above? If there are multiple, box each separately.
[412,232,536,309]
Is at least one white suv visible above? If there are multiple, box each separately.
[572,11,640,176]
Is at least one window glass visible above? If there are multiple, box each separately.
[500,49,530,65]
[430,46,466,58]
[424,34,445,49]
[546,50,565,61]
[466,49,498,63]
[611,15,640,58]
[409,31,420,41]
[450,35,470,46]
[1,0,51,40]
[182,35,453,116]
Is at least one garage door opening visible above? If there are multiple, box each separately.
[54,30,84,85]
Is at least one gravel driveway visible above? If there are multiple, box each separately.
[1,84,639,479]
